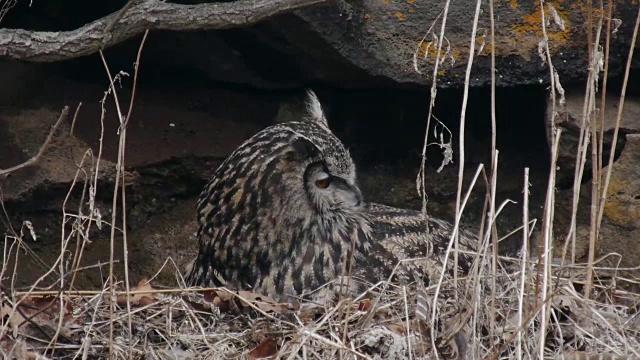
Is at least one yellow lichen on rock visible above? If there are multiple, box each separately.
[512,2,571,45]
[415,42,461,64]
[603,135,640,229]
[604,179,640,228]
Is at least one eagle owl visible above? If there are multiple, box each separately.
[185,90,477,306]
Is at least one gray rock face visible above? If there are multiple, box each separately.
[4,1,638,89]
[604,134,640,230]
[548,92,640,268]
[264,0,638,88]
[0,108,118,200]
[572,134,640,269]
[0,80,271,202]
[52,1,634,90]
[546,91,640,188]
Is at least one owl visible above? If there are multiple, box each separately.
[184,90,479,294]
[184,91,478,354]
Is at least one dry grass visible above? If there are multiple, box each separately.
[2,247,640,359]
[2,0,640,359]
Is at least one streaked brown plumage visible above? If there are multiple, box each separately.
[184,90,477,356]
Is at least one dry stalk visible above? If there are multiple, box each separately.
[584,0,606,299]
[452,0,483,297]
[97,28,150,360]
[402,286,413,360]
[98,50,123,360]
[488,151,499,343]
[430,163,483,357]
[68,82,111,291]
[46,142,96,356]
[597,0,614,194]
[488,0,499,346]
[538,0,561,139]
[120,29,150,360]
[517,167,530,360]
[538,128,562,357]
[417,0,452,222]
[67,148,93,290]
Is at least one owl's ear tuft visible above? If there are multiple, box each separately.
[304,89,329,128]
[288,136,319,161]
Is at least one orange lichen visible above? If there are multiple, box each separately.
[408,8,414,13]
[512,2,571,44]
[407,0,415,3]
[364,13,371,20]
[479,42,494,56]
[395,12,405,21]
[438,69,446,76]
[509,0,517,9]
[415,41,462,66]
[604,180,640,228]
[416,42,447,60]
[382,0,390,4]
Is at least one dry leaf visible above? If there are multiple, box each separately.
[1,304,26,329]
[116,278,160,307]
[0,339,37,360]
[14,295,73,326]
[298,303,324,322]
[2,296,82,341]
[202,289,234,312]
[236,291,294,313]
[357,299,372,312]
[203,289,295,314]
[202,289,217,303]
[386,323,406,335]
[182,291,216,313]
[247,338,279,359]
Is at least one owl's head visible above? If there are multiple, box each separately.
[201,90,363,222]
[283,91,362,215]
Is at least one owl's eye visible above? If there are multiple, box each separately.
[315,174,331,189]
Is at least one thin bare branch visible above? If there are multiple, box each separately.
[0,0,329,62]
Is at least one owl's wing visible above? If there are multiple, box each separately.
[366,203,476,280]
[366,203,477,359]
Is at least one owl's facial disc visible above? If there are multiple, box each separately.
[306,163,362,211]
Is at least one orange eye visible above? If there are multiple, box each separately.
[315,177,331,189]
